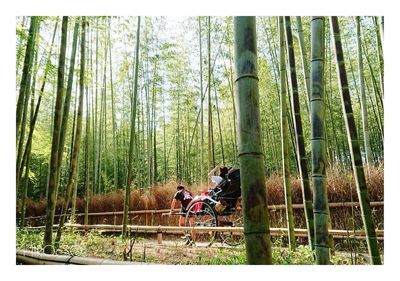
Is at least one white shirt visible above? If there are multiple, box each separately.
[211,175,223,186]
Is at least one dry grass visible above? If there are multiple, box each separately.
[23,166,383,229]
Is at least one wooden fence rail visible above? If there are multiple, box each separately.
[22,223,384,243]
[24,201,384,220]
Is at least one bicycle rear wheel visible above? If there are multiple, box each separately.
[218,208,244,246]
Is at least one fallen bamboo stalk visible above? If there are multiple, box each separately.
[16,249,146,265]
[25,201,384,220]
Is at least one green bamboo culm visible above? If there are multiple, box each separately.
[295,16,311,111]
[43,16,69,254]
[310,16,330,265]
[355,16,373,175]
[122,16,141,238]
[284,16,315,251]
[278,16,296,251]
[54,20,80,199]
[233,16,272,264]
[54,17,86,250]
[329,16,381,265]
[16,16,40,195]
[16,16,39,146]
[18,19,59,228]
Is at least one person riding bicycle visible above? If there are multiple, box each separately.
[169,184,195,245]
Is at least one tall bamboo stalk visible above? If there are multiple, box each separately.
[296,17,311,109]
[55,20,80,197]
[226,53,238,164]
[279,16,296,250]
[17,19,58,197]
[84,85,90,226]
[20,79,37,227]
[207,16,216,177]
[16,17,28,77]
[123,16,141,238]
[16,16,39,145]
[355,17,373,174]
[330,16,381,265]
[101,26,108,193]
[152,69,158,184]
[284,16,315,250]
[360,38,384,141]
[55,18,86,249]
[234,16,272,264]
[310,16,330,264]
[213,75,225,164]
[163,91,167,183]
[43,16,68,254]
[17,39,38,201]
[198,16,204,184]
[108,18,118,190]
[94,18,99,195]
[16,17,40,194]
[373,17,384,96]
[84,26,92,224]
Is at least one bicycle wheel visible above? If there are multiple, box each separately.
[218,207,244,246]
[184,200,218,247]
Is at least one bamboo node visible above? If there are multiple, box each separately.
[234,73,259,83]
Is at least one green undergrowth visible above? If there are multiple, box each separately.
[16,229,380,265]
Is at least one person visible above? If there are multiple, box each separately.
[208,164,229,187]
[208,165,231,213]
[169,184,195,245]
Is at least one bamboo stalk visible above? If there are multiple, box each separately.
[330,16,382,265]
[284,16,315,251]
[279,16,296,250]
[123,16,141,238]
[234,16,272,264]
[43,16,68,254]
[310,16,330,264]
[16,250,146,265]
[355,16,373,173]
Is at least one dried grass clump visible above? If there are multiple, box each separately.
[22,166,384,221]
[366,164,384,201]
[89,191,124,212]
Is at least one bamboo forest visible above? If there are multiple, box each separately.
[15,16,384,265]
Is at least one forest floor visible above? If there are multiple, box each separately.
[16,228,382,265]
